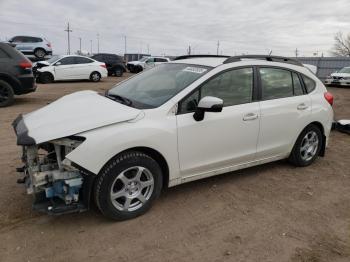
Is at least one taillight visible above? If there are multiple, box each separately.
[19,60,32,69]
[100,64,107,68]
[47,43,51,48]
[324,92,334,106]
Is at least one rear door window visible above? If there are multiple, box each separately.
[260,68,293,100]
[75,57,93,64]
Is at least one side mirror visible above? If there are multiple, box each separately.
[55,61,62,66]
[193,96,223,121]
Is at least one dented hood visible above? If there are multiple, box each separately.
[16,90,141,144]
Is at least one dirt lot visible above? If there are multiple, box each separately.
[0,76,349,262]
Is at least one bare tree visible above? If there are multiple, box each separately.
[331,32,350,57]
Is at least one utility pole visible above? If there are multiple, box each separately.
[216,41,220,56]
[79,37,82,54]
[64,22,72,55]
[97,33,100,53]
[147,44,150,54]
[124,35,127,55]
[90,40,92,55]
[188,45,191,55]
[295,48,299,57]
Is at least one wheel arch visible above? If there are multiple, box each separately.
[119,147,169,189]
[0,73,21,94]
[295,121,325,157]
[308,121,326,157]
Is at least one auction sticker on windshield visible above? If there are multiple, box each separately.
[183,67,208,74]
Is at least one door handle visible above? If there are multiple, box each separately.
[297,103,309,110]
[243,113,258,121]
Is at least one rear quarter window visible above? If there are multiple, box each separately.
[302,75,316,93]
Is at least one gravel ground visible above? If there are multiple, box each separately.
[0,76,349,262]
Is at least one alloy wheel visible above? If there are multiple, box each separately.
[300,131,319,162]
[110,166,154,212]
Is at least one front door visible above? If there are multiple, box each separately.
[54,56,77,80]
[176,67,260,178]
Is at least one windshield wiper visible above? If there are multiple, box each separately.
[105,93,133,106]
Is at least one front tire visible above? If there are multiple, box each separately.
[40,72,54,84]
[0,80,14,107]
[94,151,163,220]
[289,124,323,167]
[90,71,101,82]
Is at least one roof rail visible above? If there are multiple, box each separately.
[223,55,303,66]
[174,54,230,61]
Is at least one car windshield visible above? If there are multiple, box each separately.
[139,57,149,62]
[47,55,63,64]
[108,63,211,109]
[338,67,350,73]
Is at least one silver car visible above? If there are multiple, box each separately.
[8,36,52,59]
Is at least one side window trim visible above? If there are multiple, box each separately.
[177,66,256,115]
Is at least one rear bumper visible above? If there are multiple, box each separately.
[17,76,36,94]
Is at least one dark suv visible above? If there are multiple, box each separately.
[0,43,36,107]
[91,53,126,77]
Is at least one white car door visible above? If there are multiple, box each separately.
[176,67,260,178]
[74,57,95,79]
[54,57,77,80]
[256,67,312,159]
[144,58,155,70]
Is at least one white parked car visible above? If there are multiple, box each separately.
[13,55,334,220]
[325,67,350,86]
[127,56,170,73]
[33,55,108,83]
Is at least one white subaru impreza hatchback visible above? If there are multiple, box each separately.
[13,55,334,220]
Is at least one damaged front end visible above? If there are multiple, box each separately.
[13,115,94,215]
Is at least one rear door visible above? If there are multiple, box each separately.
[74,57,95,79]
[257,67,311,159]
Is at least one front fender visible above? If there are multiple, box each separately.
[66,119,180,183]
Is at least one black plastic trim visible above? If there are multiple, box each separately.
[223,55,304,67]
[174,55,230,61]
[12,114,36,146]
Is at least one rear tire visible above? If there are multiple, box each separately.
[40,72,54,84]
[289,124,323,167]
[0,80,14,107]
[114,67,123,77]
[90,71,101,82]
[94,151,163,220]
[34,48,46,59]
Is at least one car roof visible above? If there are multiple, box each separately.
[171,56,313,76]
